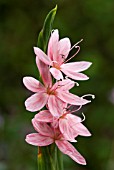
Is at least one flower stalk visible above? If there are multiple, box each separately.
[38,145,63,170]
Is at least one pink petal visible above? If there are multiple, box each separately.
[50,67,63,80]
[32,120,54,137]
[47,29,59,61]
[25,133,53,146]
[55,140,86,165]
[66,114,82,137]
[36,57,52,87]
[61,62,92,72]
[66,114,91,137]
[59,118,77,142]
[23,76,44,92]
[51,118,59,129]
[25,92,48,112]
[58,79,75,90]
[35,110,53,122]
[61,69,89,80]
[34,47,51,65]
[57,91,90,105]
[48,95,64,118]
[73,123,91,137]
[67,114,81,122]
[52,79,75,91]
[58,38,71,63]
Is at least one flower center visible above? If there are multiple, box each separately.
[46,87,57,95]
[54,131,62,140]
[53,62,61,70]
[60,112,67,119]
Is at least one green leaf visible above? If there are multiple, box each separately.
[37,5,57,52]
[37,30,44,51]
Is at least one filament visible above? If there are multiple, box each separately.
[64,39,83,63]
[70,105,82,113]
[82,94,95,99]
[65,76,80,86]
[81,112,86,122]
[65,46,80,63]
[70,39,83,51]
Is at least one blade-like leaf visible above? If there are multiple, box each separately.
[37,30,44,51]
[37,5,57,52]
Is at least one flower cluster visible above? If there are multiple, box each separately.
[23,30,93,165]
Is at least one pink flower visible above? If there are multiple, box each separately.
[58,112,91,142]
[34,29,92,80]
[25,119,86,165]
[33,107,91,142]
[23,76,90,117]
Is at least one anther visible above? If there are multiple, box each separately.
[75,82,79,86]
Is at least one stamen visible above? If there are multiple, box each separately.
[67,104,72,109]
[70,105,82,113]
[75,82,79,86]
[65,76,79,86]
[69,112,85,131]
[70,39,83,51]
[58,80,73,89]
[81,112,86,122]
[82,94,95,99]
[64,39,83,63]
[65,46,80,63]
[52,81,66,91]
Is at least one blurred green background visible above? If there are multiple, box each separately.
[0,0,114,170]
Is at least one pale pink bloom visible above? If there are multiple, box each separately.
[34,29,92,80]
[25,120,86,165]
[23,77,90,117]
[59,112,91,142]
[34,108,91,142]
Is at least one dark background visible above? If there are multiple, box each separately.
[0,0,114,170]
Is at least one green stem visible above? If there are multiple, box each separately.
[37,144,64,170]
[57,148,64,170]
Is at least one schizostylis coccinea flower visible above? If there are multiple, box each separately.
[25,119,87,165]
[34,29,92,80]
[33,104,91,142]
[23,77,90,118]
[23,57,91,118]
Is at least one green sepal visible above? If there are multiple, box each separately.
[37,5,57,52]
